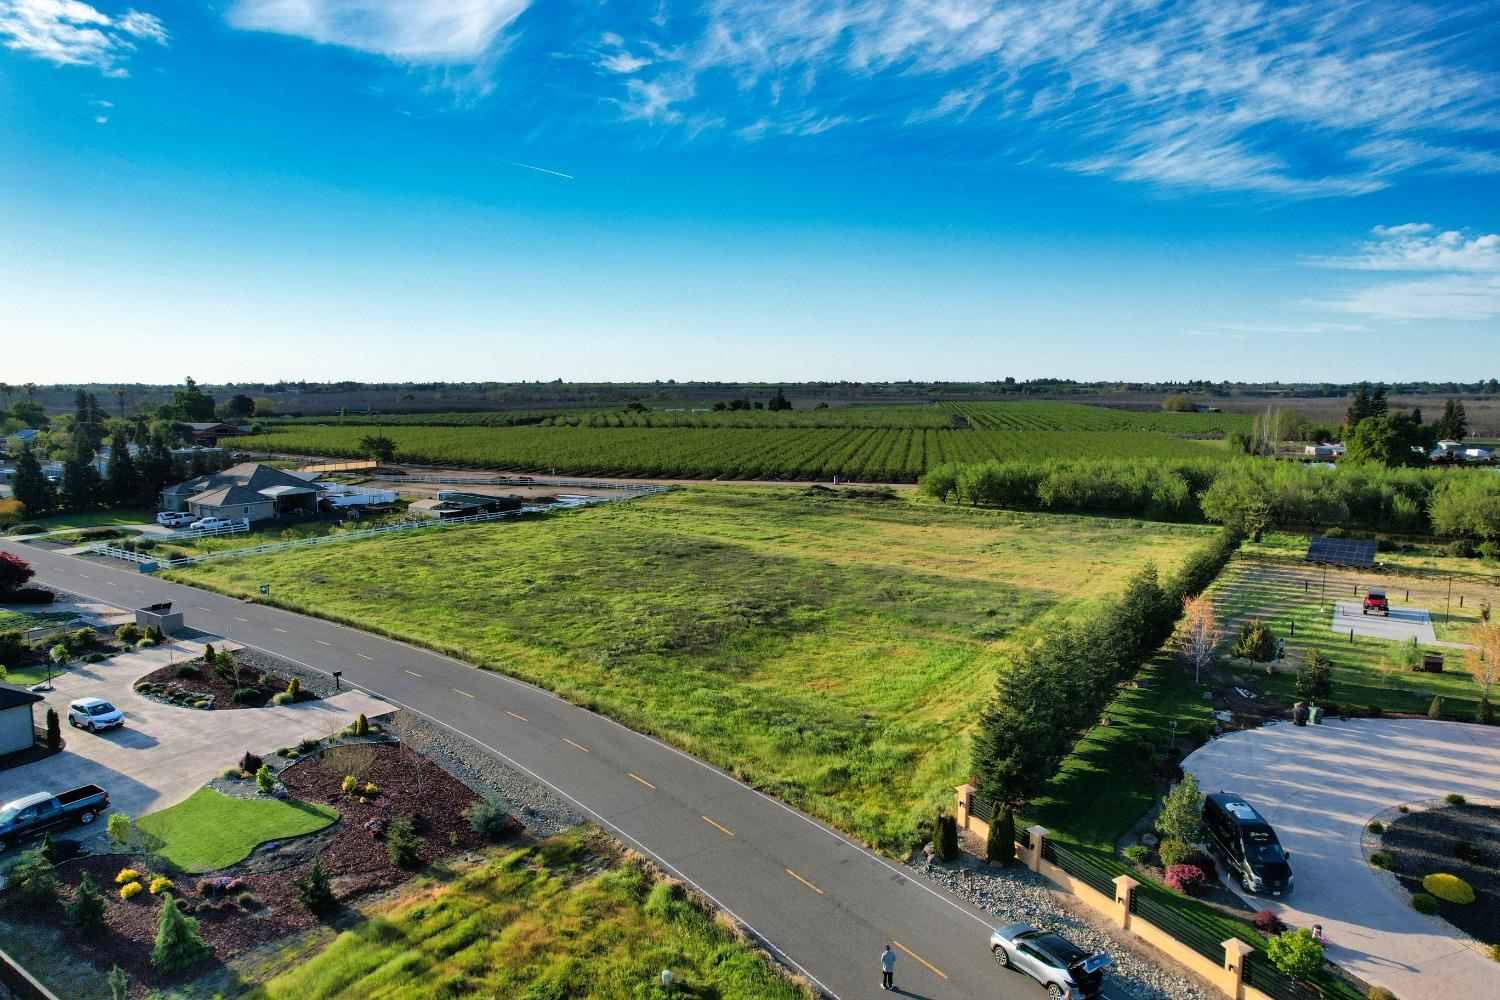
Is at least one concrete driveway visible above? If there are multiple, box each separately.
[0,638,393,825]
[1184,719,1500,998]
[1330,600,1437,643]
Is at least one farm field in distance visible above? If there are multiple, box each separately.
[169,486,1218,849]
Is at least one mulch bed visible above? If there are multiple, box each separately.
[135,656,312,710]
[1382,802,1500,944]
[6,743,502,994]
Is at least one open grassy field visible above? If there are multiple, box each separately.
[138,788,340,873]
[171,486,1217,849]
[243,831,809,1000]
[253,425,1231,482]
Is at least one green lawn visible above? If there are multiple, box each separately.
[249,832,809,1000]
[171,486,1217,850]
[0,609,76,632]
[138,787,338,873]
[26,507,156,531]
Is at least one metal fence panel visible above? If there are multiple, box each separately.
[1045,843,1117,898]
[1243,955,1315,1000]
[969,795,992,824]
[1129,893,1227,961]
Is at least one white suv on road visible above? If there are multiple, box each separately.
[68,698,125,733]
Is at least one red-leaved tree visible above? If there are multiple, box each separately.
[0,552,34,595]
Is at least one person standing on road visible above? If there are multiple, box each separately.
[881,944,895,990]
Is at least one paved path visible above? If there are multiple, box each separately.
[1329,601,1437,644]
[1184,718,1500,998]
[1,539,1058,1000]
[0,639,393,819]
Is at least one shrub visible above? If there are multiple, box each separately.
[1230,617,1278,662]
[174,664,199,678]
[151,894,210,972]
[115,623,142,645]
[66,872,107,937]
[466,799,513,842]
[119,881,145,900]
[272,691,295,706]
[239,751,263,774]
[255,764,275,794]
[1412,892,1440,915]
[7,850,58,907]
[218,766,241,781]
[84,652,104,664]
[7,523,42,536]
[1455,840,1481,863]
[1490,943,1500,963]
[65,626,97,653]
[1123,844,1150,865]
[987,806,1017,866]
[232,687,259,704]
[109,966,127,1000]
[286,676,300,697]
[1164,864,1208,895]
[1367,820,1384,834]
[107,813,132,847]
[1430,696,1444,719]
[202,643,215,664]
[1368,990,1396,1000]
[363,782,378,796]
[4,588,54,604]
[1295,649,1334,701]
[353,713,370,737]
[115,868,141,885]
[1159,840,1213,872]
[237,892,257,909]
[0,630,25,661]
[1157,773,1206,845]
[341,775,358,797]
[931,812,959,862]
[1446,793,1467,805]
[45,708,60,751]
[386,812,422,868]
[41,834,80,863]
[1266,927,1324,979]
[1252,909,1286,935]
[192,699,210,709]
[1423,873,1476,904]
[295,858,336,914]
[0,551,35,594]
[148,876,174,895]
[1370,852,1393,869]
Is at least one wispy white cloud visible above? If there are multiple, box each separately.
[602,0,1500,196]
[226,0,529,64]
[0,0,166,74]
[1310,224,1500,320]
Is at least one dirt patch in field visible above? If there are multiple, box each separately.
[1382,802,1500,945]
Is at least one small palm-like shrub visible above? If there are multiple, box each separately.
[1423,873,1475,904]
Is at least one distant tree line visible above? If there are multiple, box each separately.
[971,528,1243,807]
[919,457,1500,544]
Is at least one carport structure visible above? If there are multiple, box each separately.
[1184,719,1500,998]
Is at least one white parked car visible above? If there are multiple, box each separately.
[157,511,194,527]
[67,698,124,733]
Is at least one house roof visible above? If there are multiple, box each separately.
[0,685,44,711]
[189,485,272,508]
[164,462,325,501]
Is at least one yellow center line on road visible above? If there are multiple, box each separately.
[892,940,947,980]
[356,653,373,660]
[562,737,589,753]
[505,709,529,722]
[403,669,422,678]
[702,816,736,838]
[785,868,823,895]
[453,688,475,698]
[627,772,656,790]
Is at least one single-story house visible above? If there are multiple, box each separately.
[183,422,249,447]
[0,685,44,756]
[160,462,327,523]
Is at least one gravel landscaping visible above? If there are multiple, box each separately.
[912,837,1217,1000]
[1380,800,1500,946]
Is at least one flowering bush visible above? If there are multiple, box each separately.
[120,881,145,900]
[1165,864,1208,896]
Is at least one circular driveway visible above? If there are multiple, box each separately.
[1183,718,1500,998]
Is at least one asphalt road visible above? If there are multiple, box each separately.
[4,539,1058,1000]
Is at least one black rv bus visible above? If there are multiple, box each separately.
[1203,792,1294,896]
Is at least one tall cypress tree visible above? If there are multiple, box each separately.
[11,443,56,516]
[59,433,102,510]
[1437,399,1468,440]
[136,432,177,508]
[102,428,138,506]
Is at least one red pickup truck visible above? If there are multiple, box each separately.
[1362,590,1390,616]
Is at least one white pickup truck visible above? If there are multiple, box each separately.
[187,516,249,532]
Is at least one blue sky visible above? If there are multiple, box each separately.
[2,0,1498,384]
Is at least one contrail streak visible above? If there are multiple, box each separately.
[499,158,574,180]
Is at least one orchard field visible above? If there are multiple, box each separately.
[170,486,1219,849]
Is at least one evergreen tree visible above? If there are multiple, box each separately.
[65,871,107,937]
[135,431,177,508]
[1295,650,1334,701]
[294,859,336,914]
[971,643,1066,806]
[108,966,127,1000]
[1437,399,1468,440]
[102,428,138,506]
[1369,383,1388,417]
[151,894,210,972]
[58,432,102,509]
[987,806,1016,866]
[1344,383,1370,429]
[767,387,793,411]
[10,442,56,516]
[1157,773,1206,844]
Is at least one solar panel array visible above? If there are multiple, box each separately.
[1305,537,1378,567]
